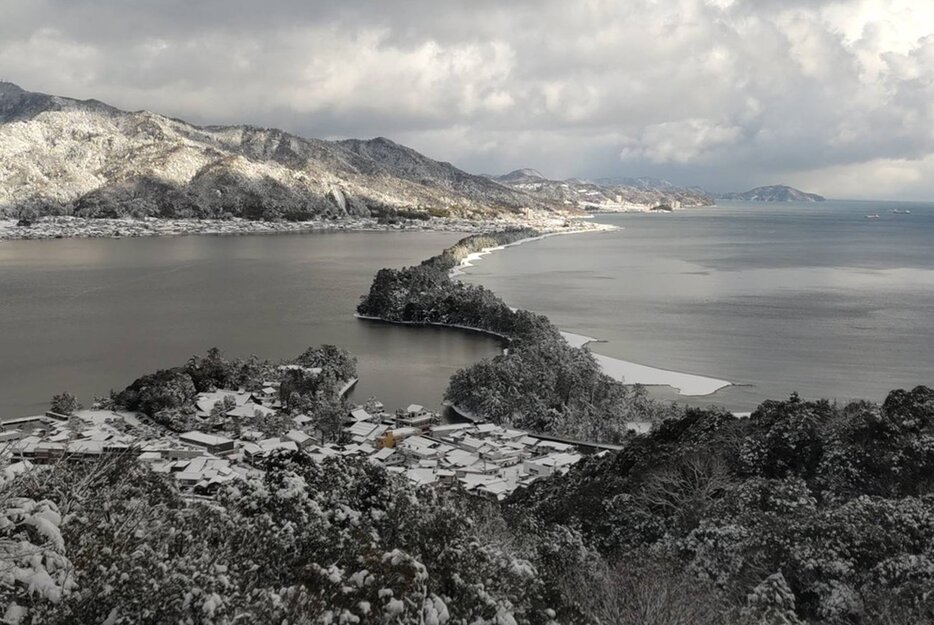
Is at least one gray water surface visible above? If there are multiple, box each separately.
[461,200,934,410]
[5,202,932,418]
[0,231,502,418]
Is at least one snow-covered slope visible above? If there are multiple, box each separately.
[717,185,825,202]
[0,83,552,221]
[491,169,713,211]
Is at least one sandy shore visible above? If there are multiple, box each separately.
[441,227,735,397]
[449,224,618,278]
[560,331,606,348]
[559,331,730,396]
[592,354,730,396]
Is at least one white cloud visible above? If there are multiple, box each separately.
[622,119,743,164]
[0,0,933,198]
[792,154,934,200]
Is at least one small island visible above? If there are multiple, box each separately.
[718,185,826,202]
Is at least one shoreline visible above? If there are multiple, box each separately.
[591,353,731,397]
[560,330,730,396]
[449,225,618,277]
[358,314,732,398]
[354,313,512,344]
[338,377,359,397]
[0,214,608,242]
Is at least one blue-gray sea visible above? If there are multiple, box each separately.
[460,200,934,411]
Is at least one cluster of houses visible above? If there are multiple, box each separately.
[1,388,622,501]
[346,405,594,499]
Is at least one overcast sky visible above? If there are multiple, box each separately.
[2,0,933,199]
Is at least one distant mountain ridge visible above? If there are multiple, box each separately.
[718,185,825,202]
[490,169,714,211]
[0,82,555,222]
[495,168,547,183]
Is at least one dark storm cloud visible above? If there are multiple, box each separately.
[2,0,933,199]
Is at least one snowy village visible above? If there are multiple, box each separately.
[1,361,627,502]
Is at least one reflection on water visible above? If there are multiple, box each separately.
[460,200,934,411]
[0,231,503,418]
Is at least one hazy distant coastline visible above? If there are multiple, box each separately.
[0,213,603,242]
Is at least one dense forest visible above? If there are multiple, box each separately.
[5,388,934,623]
[357,231,679,442]
[507,387,934,624]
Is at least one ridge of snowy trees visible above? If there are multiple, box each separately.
[357,231,679,442]
[1,452,575,624]
[510,387,934,623]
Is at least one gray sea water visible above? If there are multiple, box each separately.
[0,231,502,419]
[460,200,934,411]
[3,202,932,419]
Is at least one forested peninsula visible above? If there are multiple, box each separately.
[357,230,678,442]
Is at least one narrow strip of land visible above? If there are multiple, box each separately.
[445,232,734,397]
[560,331,730,396]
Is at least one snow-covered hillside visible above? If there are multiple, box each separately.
[491,169,713,211]
[0,82,552,221]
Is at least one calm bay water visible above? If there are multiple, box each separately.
[0,231,502,418]
[461,200,934,411]
[4,201,932,418]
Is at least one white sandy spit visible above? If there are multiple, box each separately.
[592,353,731,397]
[560,331,604,349]
[449,225,617,278]
[560,331,730,396]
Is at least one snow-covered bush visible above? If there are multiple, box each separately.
[0,493,75,623]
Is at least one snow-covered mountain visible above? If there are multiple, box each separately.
[491,169,713,211]
[717,185,826,202]
[0,83,553,221]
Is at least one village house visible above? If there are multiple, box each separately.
[284,429,314,449]
[225,401,277,420]
[195,390,258,417]
[179,431,236,455]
